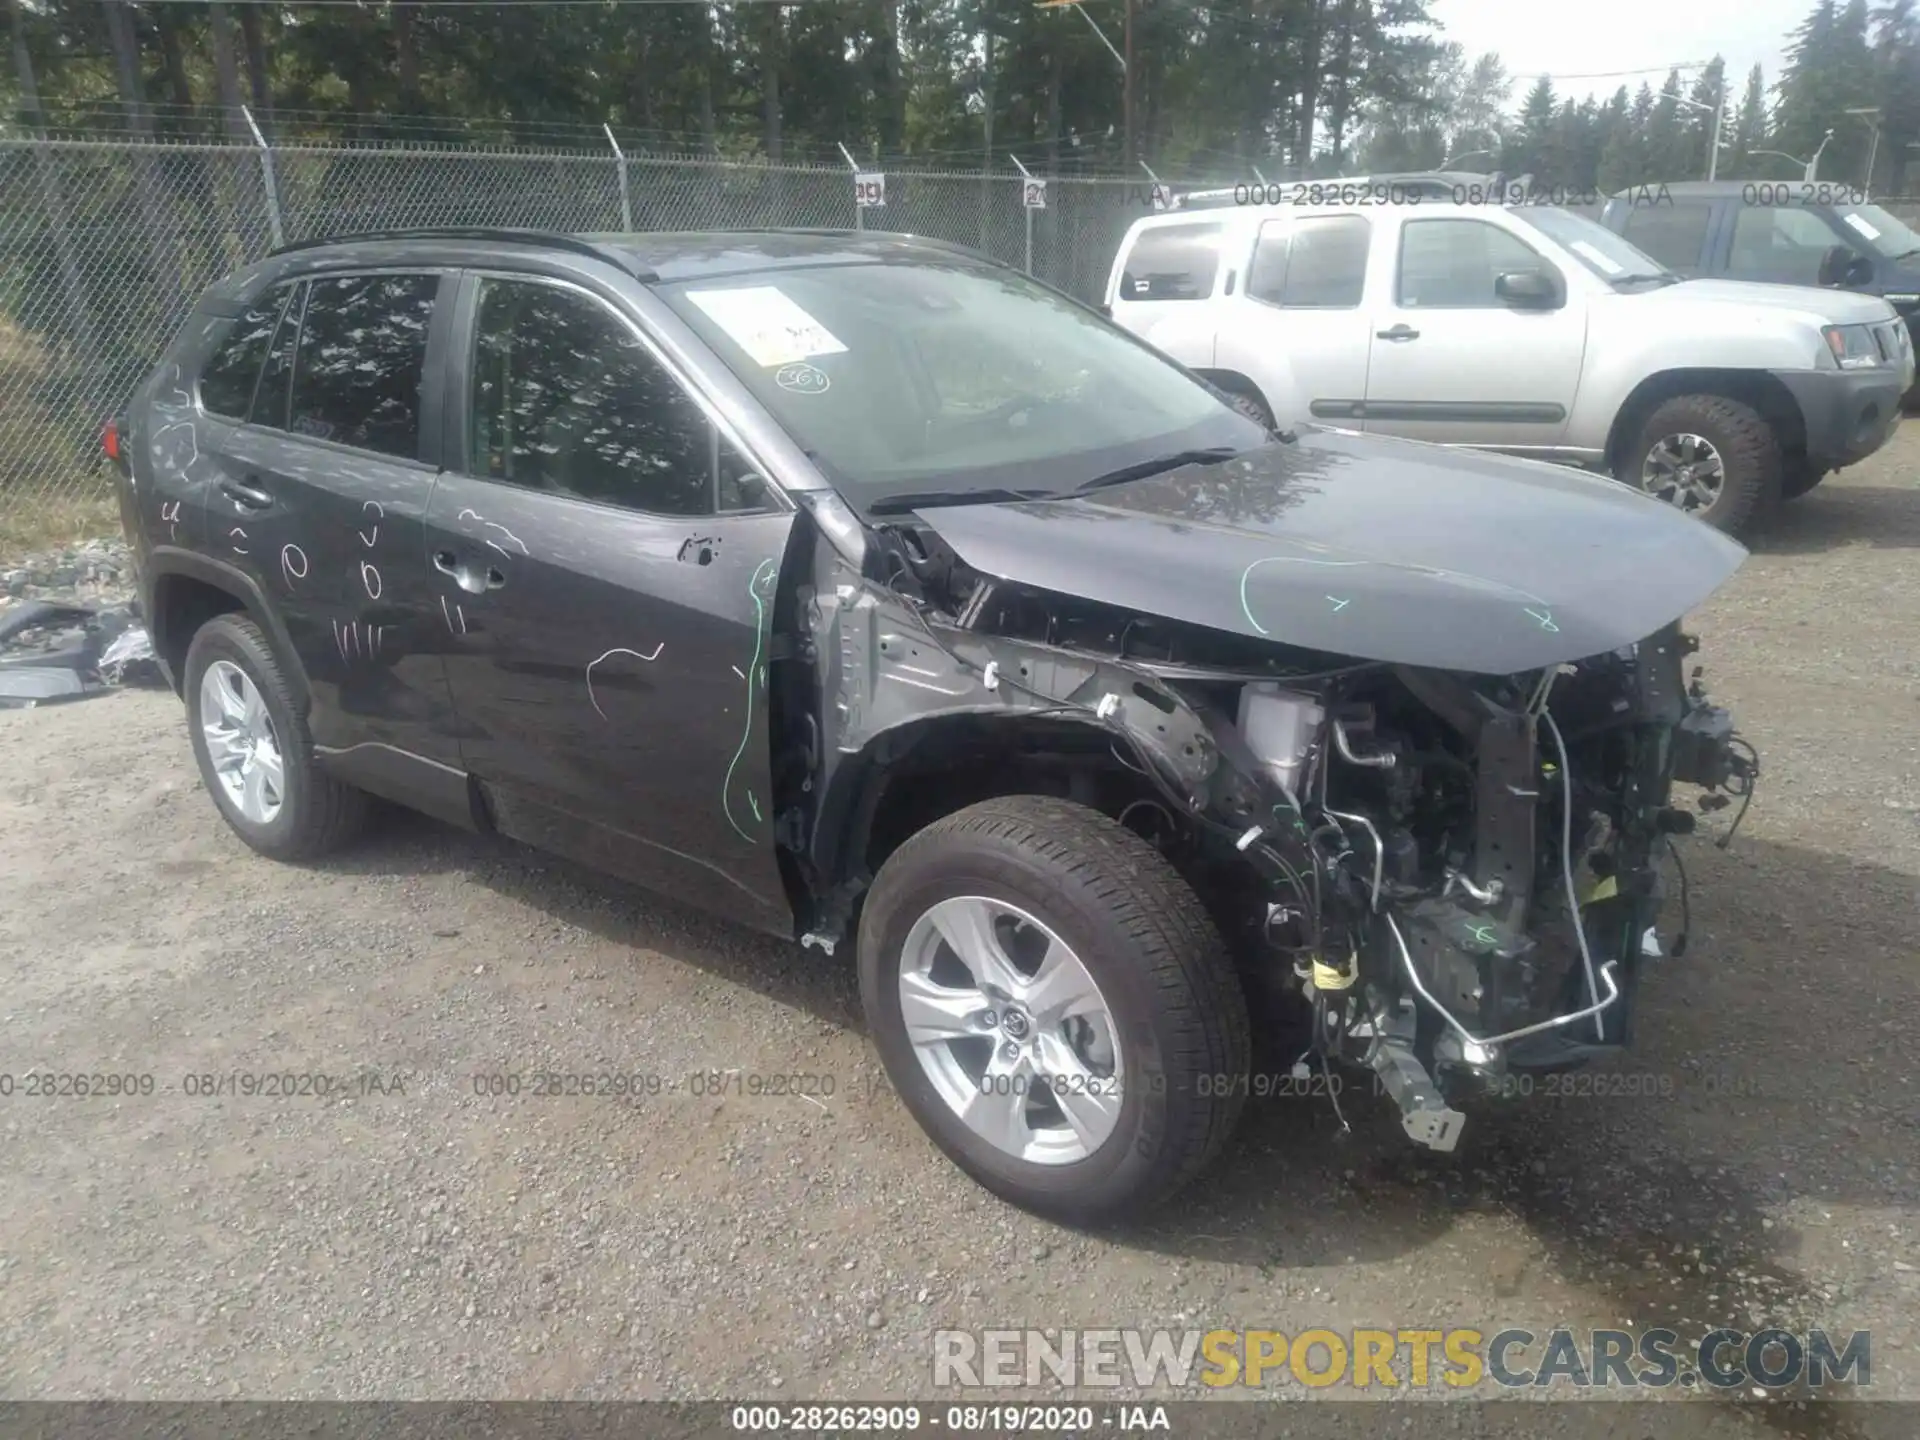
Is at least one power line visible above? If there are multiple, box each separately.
[1509,61,1716,81]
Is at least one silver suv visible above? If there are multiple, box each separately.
[1107,195,1912,534]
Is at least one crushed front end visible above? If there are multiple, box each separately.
[1183,626,1758,1149]
[791,456,1758,1153]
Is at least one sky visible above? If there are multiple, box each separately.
[1425,0,1812,108]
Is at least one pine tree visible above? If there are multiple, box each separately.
[1730,64,1770,176]
[1684,57,1728,178]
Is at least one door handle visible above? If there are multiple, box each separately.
[434,550,505,596]
[218,478,274,510]
[1376,324,1421,342]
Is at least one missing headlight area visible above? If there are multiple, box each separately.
[793,506,1759,1153]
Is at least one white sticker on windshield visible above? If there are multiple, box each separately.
[685,286,849,368]
[1844,212,1882,241]
[1570,240,1625,275]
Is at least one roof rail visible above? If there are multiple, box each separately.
[268,227,658,281]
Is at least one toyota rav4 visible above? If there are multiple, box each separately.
[111,227,1758,1222]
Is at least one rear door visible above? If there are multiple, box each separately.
[223,269,462,765]
[426,270,797,933]
[149,282,298,568]
[1213,211,1373,427]
[1363,213,1585,450]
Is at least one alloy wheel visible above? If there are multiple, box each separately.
[199,659,285,825]
[897,895,1123,1165]
[1639,432,1727,514]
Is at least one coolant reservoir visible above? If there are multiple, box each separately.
[1237,684,1325,799]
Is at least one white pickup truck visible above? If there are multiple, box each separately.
[1105,192,1913,535]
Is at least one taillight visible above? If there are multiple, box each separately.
[102,418,121,463]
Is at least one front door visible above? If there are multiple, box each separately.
[1363,215,1586,451]
[1213,213,1374,428]
[427,271,796,933]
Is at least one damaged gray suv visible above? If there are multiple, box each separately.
[113,227,1758,1222]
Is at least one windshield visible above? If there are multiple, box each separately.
[658,261,1263,508]
[1834,203,1920,259]
[1508,206,1672,281]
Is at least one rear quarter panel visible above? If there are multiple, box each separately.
[122,310,237,575]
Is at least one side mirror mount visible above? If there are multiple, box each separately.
[1494,268,1559,308]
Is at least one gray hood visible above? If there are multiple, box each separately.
[911,428,1748,675]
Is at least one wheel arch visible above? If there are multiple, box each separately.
[1605,368,1808,473]
[806,710,1174,927]
[146,548,309,707]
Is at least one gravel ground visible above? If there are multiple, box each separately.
[2,443,1918,1432]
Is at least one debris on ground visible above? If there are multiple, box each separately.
[0,599,164,708]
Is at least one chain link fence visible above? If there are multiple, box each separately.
[0,135,1178,535]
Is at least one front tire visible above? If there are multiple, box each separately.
[857,795,1250,1223]
[184,613,368,861]
[1618,393,1784,536]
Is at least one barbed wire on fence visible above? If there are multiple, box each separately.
[0,133,1206,530]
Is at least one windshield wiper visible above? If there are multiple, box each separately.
[867,486,1055,516]
[1069,446,1242,495]
[1613,272,1682,287]
[1883,246,1920,261]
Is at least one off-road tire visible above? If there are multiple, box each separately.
[1620,393,1784,536]
[183,613,369,861]
[1780,461,1828,501]
[858,795,1251,1224]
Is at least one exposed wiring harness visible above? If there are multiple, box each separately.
[1665,836,1691,958]
[883,575,1319,909]
[1541,708,1608,1043]
[1716,734,1760,850]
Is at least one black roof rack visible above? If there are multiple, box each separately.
[268,227,658,281]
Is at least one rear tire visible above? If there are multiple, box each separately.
[1618,393,1784,537]
[858,795,1250,1224]
[184,614,369,861]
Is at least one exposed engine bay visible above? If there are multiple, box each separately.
[787,488,1759,1152]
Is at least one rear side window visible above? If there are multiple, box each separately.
[1619,202,1713,272]
[1247,215,1371,307]
[287,273,439,459]
[197,286,293,420]
[1119,223,1222,301]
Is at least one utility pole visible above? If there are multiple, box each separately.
[1123,0,1135,173]
[1707,79,1724,182]
[1846,107,1882,191]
